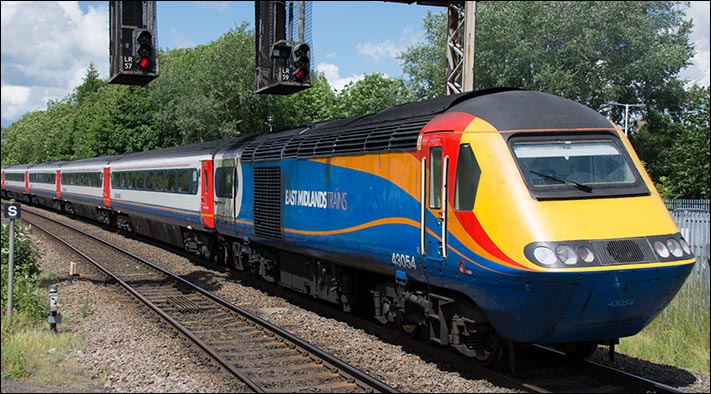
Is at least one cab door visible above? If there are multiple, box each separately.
[200,160,215,229]
[420,135,450,271]
[213,157,235,232]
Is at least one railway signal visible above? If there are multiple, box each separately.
[291,42,310,82]
[133,29,155,72]
[109,1,158,86]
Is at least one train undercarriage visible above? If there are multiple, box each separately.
[15,195,604,367]
[211,235,517,366]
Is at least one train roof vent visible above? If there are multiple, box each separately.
[242,92,478,163]
[278,114,433,161]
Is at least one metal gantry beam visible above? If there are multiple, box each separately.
[383,1,477,95]
[446,1,476,95]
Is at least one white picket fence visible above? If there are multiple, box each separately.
[665,200,710,324]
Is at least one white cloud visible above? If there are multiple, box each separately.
[1,1,108,127]
[355,25,422,63]
[170,27,197,49]
[356,40,402,61]
[193,1,231,13]
[0,85,31,122]
[680,1,710,87]
[317,62,364,92]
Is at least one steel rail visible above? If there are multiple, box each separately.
[20,208,398,393]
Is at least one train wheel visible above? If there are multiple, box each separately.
[401,322,427,340]
[231,243,245,271]
[473,333,503,367]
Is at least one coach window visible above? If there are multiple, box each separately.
[177,170,189,193]
[138,171,146,189]
[215,167,233,198]
[144,171,154,190]
[203,168,209,194]
[454,144,481,211]
[166,170,177,192]
[6,173,25,182]
[154,170,165,192]
[429,146,442,209]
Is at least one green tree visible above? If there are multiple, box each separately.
[1,98,75,164]
[335,73,412,118]
[399,11,448,99]
[279,71,338,127]
[72,84,163,158]
[150,23,280,143]
[632,85,710,199]
[400,2,694,115]
[73,63,106,106]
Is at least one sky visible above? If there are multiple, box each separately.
[1,1,709,129]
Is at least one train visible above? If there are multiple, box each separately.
[2,88,696,365]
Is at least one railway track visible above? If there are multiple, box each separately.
[508,345,687,393]
[249,281,689,394]
[6,203,693,393]
[17,206,398,393]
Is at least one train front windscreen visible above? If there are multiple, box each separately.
[510,134,650,199]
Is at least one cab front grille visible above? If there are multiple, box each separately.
[591,238,656,265]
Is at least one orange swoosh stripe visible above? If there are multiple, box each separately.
[284,217,420,236]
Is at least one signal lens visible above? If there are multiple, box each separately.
[138,56,151,69]
[654,241,670,258]
[680,239,691,255]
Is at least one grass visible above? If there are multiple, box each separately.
[617,286,710,374]
[1,312,97,387]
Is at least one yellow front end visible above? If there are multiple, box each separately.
[461,117,694,272]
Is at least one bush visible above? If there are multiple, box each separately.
[2,222,47,320]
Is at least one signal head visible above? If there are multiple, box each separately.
[291,42,310,82]
[133,29,155,72]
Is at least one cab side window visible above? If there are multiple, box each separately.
[454,144,481,211]
[214,167,234,198]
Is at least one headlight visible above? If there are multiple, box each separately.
[680,238,691,255]
[534,246,557,265]
[666,239,684,257]
[654,241,670,258]
[576,246,595,263]
[555,245,578,265]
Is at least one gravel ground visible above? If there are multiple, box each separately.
[3,207,709,393]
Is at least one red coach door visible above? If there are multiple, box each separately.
[200,160,215,229]
[103,167,111,207]
[56,170,62,198]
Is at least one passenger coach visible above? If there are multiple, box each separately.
[107,140,224,257]
[28,162,63,211]
[1,164,30,202]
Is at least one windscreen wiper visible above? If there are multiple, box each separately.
[529,170,593,193]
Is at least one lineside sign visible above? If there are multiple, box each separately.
[4,202,21,219]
